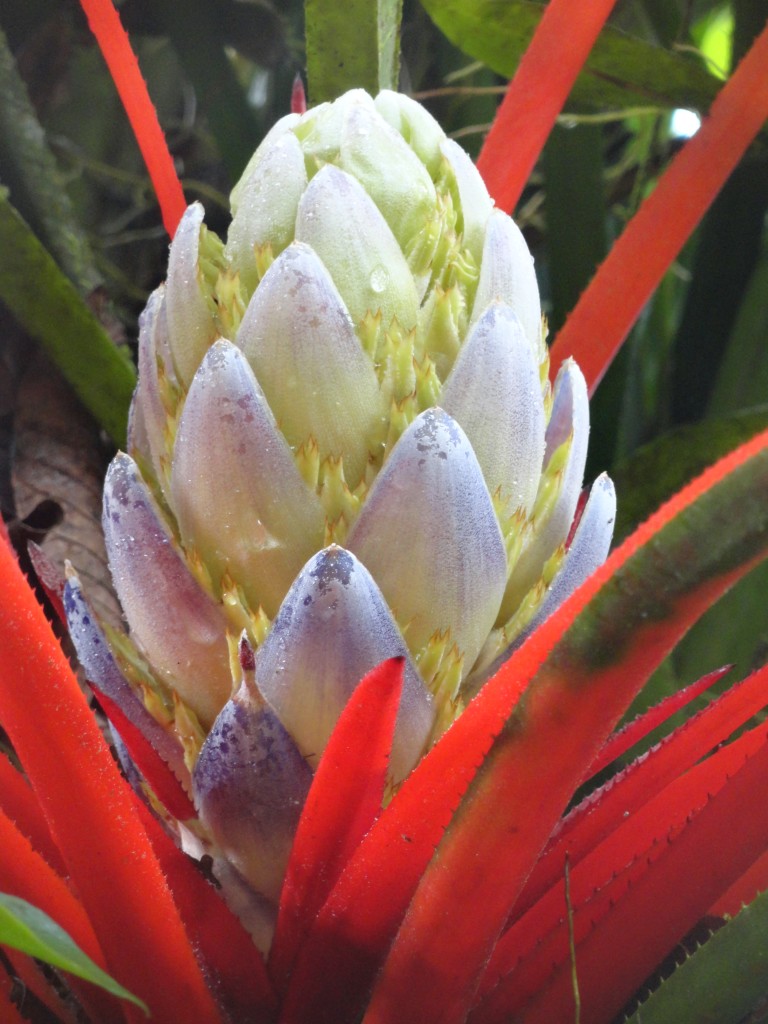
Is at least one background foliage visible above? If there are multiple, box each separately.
[0,0,766,730]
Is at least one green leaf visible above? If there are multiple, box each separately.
[625,887,768,1024]
[542,122,607,334]
[0,24,99,293]
[0,190,136,447]
[612,407,768,542]
[708,251,768,417]
[0,892,148,1014]
[613,410,768,727]
[305,0,403,103]
[418,0,720,114]
[670,158,768,424]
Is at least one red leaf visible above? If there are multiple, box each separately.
[520,663,768,920]
[359,431,768,1024]
[0,983,27,1024]
[477,0,617,212]
[474,718,768,1022]
[2,950,75,1023]
[0,753,66,876]
[93,688,196,821]
[711,846,768,918]
[0,806,104,966]
[587,665,730,777]
[291,73,307,115]
[133,800,277,1023]
[509,727,768,1024]
[0,805,124,1024]
[548,20,768,393]
[0,538,222,1023]
[78,0,186,237]
[270,658,404,995]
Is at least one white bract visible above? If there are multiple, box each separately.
[67,89,615,947]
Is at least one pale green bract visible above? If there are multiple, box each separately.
[65,89,615,950]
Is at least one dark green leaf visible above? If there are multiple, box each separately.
[418,0,720,113]
[612,408,768,542]
[708,252,768,417]
[0,191,136,447]
[0,24,99,293]
[670,158,768,424]
[543,122,607,334]
[613,411,768,702]
[0,892,148,1014]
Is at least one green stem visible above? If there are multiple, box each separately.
[305,0,403,103]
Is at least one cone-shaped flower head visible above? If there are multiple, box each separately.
[71,89,615,941]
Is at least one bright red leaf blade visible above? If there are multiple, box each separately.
[0,753,66,876]
[548,20,768,393]
[587,665,730,778]
[0,806,124,1023]
[478,664,768,1015]
[360,430,768,1024]
[477,0,617,212]
[282,429,768,1024]
[515,730,768,1024]
[513,663,768,925]
[0,539,222,1023]
[79,0,186,237]
[270,658,404,994]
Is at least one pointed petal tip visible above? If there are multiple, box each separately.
[256,545,435,783]
[349,408,508,672]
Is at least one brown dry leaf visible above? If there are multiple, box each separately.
[11,348,123,631]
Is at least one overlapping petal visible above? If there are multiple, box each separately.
[348,408,508,670]
[236,242,385,488]
[130,285,175,490]
[441,303,545,515]
[440,137,494,262]
[499,357,590,618]
[256,546,435,781]
[470,208,542,353]
[373,90,446,177]
[165,203,219,387]
[193,676,313,906]
[170,339,326,617]
[339,99,437,255]
[225,130,308,294]
[102,452,232,727]
[64,573,191,793]
[295,164,419,332]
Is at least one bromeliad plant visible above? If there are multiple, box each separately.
[1,2,768,1023]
